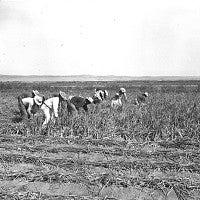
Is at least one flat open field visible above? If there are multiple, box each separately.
[0,80,200,200]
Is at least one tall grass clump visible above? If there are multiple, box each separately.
[19,90,200,143]
[134,92,200,141]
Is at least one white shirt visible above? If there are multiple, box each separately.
[40,97,60,126]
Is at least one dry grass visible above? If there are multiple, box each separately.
[0,81,200,199]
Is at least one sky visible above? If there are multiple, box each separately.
[0,0,200,76]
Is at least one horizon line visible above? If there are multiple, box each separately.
[1,74,200,77]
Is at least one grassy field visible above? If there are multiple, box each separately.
[0,80,200,200]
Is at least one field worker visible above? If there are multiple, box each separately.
[18,90,44,119]
[111,93,122,109]
[41,91,77,127]
[93,88,109,104]
[69,96,94,113]
[118,88,127,103]
[133,92,149,106]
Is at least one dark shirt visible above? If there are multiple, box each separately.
[70,96,85,108]
[137,94,146,103]
[70,96,91,112]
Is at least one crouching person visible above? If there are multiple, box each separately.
[69,96,94,113]
[41,91,77,128]
[18,90,44,120]
[110,88,127,111]
[111,93,123,110]
[118,88,127,103]
[133,92,149,106]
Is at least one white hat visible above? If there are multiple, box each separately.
[32,90,40,97]
[34,95,43,106]
[143,92,148,97]
[59,91,68,100]
[119,88,126,93]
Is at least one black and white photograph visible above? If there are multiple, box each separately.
[0,0,200,199]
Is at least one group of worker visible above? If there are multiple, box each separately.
[18,87,148,127]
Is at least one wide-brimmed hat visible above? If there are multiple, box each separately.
[59,91,68,100]
[34,95,43,106]
[32,90,40,97]
[119,88,126,93]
